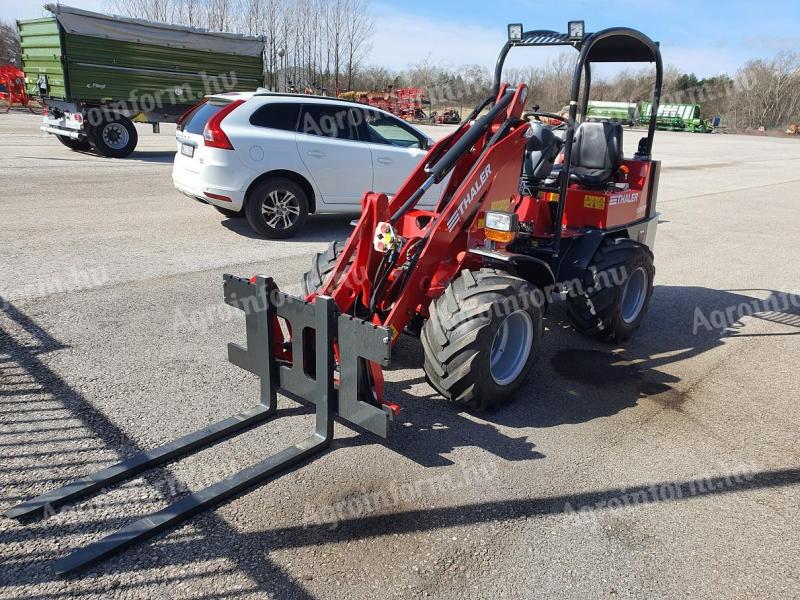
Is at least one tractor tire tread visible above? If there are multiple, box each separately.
[302,240,344,297]
[566,238,655,342]
[422,268,542,410]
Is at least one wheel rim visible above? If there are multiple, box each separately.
[620,266,649,324]
[490,309,534,386]
[101,123,129,150]
[261,190,301,230]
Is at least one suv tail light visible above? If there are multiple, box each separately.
[203,99,244,150]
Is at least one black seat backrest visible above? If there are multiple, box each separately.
[523,123,563,181]
[570,121,623,171]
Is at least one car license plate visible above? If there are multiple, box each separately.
[181,143,195,158]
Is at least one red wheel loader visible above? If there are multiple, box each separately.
[8,23,664,574]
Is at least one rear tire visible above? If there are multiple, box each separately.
[89,116,138,158]
[214,206,243,218]
[245,177,309,239]
[56,135,92,152]
[302,240,344,296]
[566,238,655,342]
[421,268,543,410]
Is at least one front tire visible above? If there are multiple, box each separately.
[421,269,543,410]
[56,135,92,152]
[245,177,309,239]
[566,238,655,341]
[302,240,344,296]
[89,117,138,158]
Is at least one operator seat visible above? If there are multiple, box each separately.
[522,122,563,182]
[569,121,624,187]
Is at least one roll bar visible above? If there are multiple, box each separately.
[492,25,663,255]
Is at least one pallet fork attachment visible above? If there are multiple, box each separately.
[6,275,392,575]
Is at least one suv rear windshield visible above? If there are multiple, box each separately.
[181,101,228,135]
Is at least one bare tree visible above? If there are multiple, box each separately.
[205,0,233,31]
[328,0,346,93]
[110,0,180,22]
[177,0,202,27]
[0,19,22,66]
[343,0,373,90]
[734,51,800,128]
[261,0,283,90]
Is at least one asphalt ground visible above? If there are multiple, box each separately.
[0,112,798,599]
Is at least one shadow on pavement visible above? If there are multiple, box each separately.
[481,284,800,430]
[0,297,318,599]
[221,213,354,243]
[338,285,800,466]
[1,284,798,594]
[128,150,176,164]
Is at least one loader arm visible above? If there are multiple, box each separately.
[317,84,529,315]
[310,84,531,407]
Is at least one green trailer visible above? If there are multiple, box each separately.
[585,100,639,126]
[638,102,712,133]
[17,4,264,157]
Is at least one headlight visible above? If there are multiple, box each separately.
[484,210,518,243]
[485,210,515,231]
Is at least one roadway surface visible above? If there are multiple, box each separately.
[1,113,798,598]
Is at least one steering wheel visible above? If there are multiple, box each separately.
[522,111,569,130]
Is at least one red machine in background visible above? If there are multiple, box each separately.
[339,86,429,121]
[0,65,36,113]
[433,108,462,124]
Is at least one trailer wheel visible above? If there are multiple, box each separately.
[421,268,543,410]
[90,117,138,158]
[245,177,309,239]
[56,135,92,152]
[566,238,655,342]
[302,240,345,296]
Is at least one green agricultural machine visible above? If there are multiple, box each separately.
[585,100,639,126]
[639,101,713,133]
[17,4,265,157]
[586,100,713,133]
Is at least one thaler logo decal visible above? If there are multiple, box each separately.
[447,164,492,231]
[609,191,640,206]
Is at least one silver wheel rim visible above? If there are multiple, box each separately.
[102,122,129,150]
[490,309,534,386]
[620,266,649,324]
[261,190,301,230]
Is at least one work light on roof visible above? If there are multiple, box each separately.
[568,20,585,40]
[507,23,523,42]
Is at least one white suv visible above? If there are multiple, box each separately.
[172,92,440,239]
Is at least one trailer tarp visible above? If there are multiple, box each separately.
[45,4,265,57]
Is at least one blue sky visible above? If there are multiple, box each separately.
[3,0,798,77]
